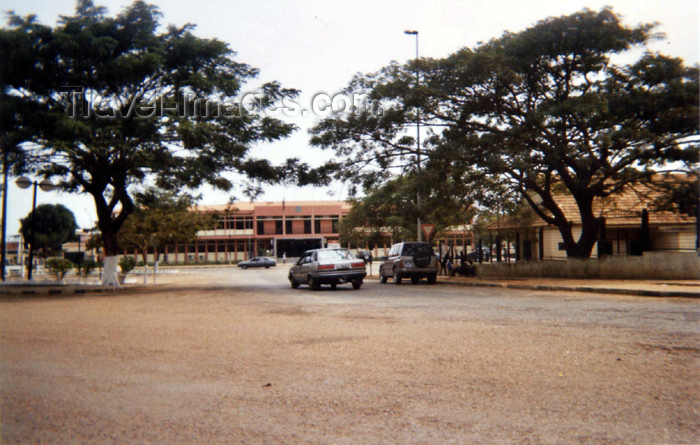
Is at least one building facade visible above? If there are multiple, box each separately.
[116,200,475,264]
[487,180,697,261]
[149,201,351,263]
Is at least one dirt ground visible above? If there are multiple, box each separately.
[1,267,698,444]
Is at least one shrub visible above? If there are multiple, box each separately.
[81,259,97,276]
[119,256,136,274]
[45,257,74,280]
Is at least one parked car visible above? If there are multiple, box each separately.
[289,248,367,290]
[237,257,277,269]
[379,242,438,284]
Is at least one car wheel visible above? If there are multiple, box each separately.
[241,265,247,270]
[427,273,437,285]
[411,276,420,284]
[393,267,402,285]
[289,274,299,289]
[265,266,270,269]
[379,273,388,284]
[352,278,363,289]
[309,276,320,291]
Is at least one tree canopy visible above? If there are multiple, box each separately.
[310,7,699,257]
[20,204,78,257]
[1,0,302,283]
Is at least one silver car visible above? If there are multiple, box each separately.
[289,248,367,290]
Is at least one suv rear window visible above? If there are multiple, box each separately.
[402,243,434,257]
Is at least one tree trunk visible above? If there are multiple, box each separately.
[102,256,120,286]
[142,249,148,285]
[557,196,601,258]
[91,187,133,286]
[97,210,122,286]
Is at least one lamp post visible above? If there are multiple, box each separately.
[404,29,422,241]
[1,149,8,281]
[15,176,56,280]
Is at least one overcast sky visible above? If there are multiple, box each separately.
[1,0,698,234]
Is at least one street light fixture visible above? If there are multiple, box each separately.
[404,29,422,241]
[15,176,56,280]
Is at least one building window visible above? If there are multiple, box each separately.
[276,220,283,235]
[314,219,321,234]
[304,219,312,234]
[257,221,264,235]
[558,242,566,251]
[286,220,293,234]
[235,217,253,230]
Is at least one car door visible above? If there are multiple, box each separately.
[381,245,398,276]
[293,254,313,283]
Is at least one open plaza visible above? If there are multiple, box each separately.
[1,266,698,443]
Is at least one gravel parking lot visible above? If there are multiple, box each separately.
[1,266,698,444]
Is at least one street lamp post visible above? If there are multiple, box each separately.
[1,149,8,281]
[15,176,55,280]
[404,29,422,241]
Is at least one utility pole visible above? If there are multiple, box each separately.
[404,29,421,241]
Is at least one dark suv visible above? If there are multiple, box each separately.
[379,242,438,285]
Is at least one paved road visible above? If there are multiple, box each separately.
[2,265,698,444]
[177,266,700,336]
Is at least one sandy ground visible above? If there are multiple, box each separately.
[1,266,698,444]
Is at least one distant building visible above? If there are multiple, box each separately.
[63,230,100,264]
[3,235,25,278]
[121,201,351,263]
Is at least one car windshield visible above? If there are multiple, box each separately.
[316,249,354,262]
[402,243,434,257]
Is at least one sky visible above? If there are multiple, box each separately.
[1,0,698,234]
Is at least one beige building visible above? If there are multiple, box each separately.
[489,181,697,261]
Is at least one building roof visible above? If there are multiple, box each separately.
[194,200,352,215]
[488,176,696,231]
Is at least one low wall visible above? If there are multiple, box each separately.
[476,251,700,280]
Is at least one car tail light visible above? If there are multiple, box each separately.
[351,261,365,268]
[318,264,335,271]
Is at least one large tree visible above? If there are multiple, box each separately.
[2,0,301,284]
[311,7,699,258]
